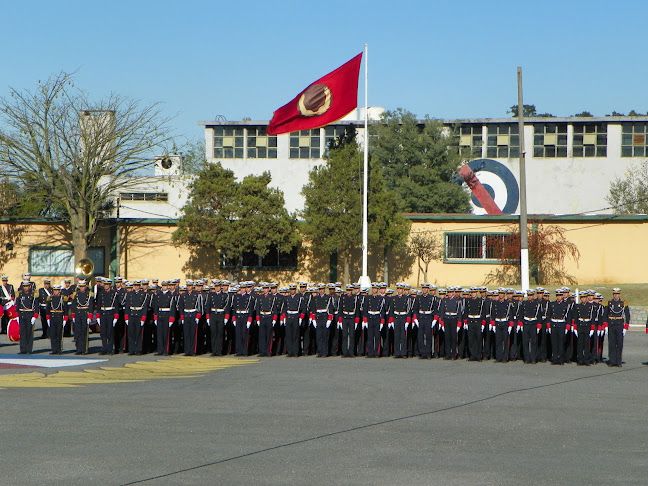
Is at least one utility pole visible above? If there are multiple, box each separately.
[517,67,530,291]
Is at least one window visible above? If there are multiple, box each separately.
[533,123,568,157]
[573,123,607,157]
[621,123,648,157]
[213,127,244,159]
[29,247,105,276]
[324,126,350,155]
[247,127,277,158]
[444,233,508,262]
[120,192,168,202]
[486,124,519,158]
[222,245,298,270]
[289,129,321,159]
[459,124,483,158]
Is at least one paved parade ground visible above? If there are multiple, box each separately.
[1,329,646,486]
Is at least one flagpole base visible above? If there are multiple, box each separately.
[358,275,371,291]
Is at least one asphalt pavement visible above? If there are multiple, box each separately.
[1,329,646,486]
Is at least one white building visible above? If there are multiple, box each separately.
[199,114,648,216]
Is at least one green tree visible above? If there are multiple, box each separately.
[508,104,537,117]
[179,139,207,175]
[369,109,470,213]
[301,129,410,284]
[173,163,300,281]
[573,111,593,117]
[606,161,648,214]
[409,232,443,285]
[0,72,175,265]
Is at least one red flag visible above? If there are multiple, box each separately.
[267,53,362,135]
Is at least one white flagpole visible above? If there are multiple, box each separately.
[359,44,371,290]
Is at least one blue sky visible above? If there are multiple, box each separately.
[3,0,647,145]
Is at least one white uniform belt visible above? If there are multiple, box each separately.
[211,308,225,312]
[316,309,328,313]
[158,307,171,311]
[287,310,299,314]
[551,319,565,323]
[343,311,355,315]
[495,318,508,322]
[185,308,198,312]
[394,311,408,315]
[100,307,115,311]
[468,314,481,319]
[130,306,144,311]
[368,311,381,315]
[609,316,623,319]
[578,318,590,322]
[419,311,433,314]
[260,311,272,315]
[445,312,457,316]
[523,317,536,321]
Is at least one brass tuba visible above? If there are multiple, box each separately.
[75,258,95,287]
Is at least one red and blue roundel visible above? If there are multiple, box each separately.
[466,159,519,214]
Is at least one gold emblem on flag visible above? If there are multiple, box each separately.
[298,84,332,117]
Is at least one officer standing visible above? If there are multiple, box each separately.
[463,287,485,361]
[96,278,120,355]
[310,283,333,358]
[177,279,203,356]
[338,284,359,358]
[605,288,630,367]
[255,283,277,357]
[38,279,53,339]
[519,290,541,364]
[125,281,150,356]
[282,283,305,357]
[70,280,95,355]
[1,275,15,334]
[389,283,411,359]
[363,283,385,358]
[46,284,68,354]
[205,280,227,356]
[17,281,39,354]
[491,288,515,362]
[574,292,595,366]
[412,283,435,359]
[547,289,571,365]
[154,281,177,356]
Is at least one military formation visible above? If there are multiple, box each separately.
[0,274,637,367]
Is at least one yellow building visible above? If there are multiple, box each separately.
[0,214,646,287]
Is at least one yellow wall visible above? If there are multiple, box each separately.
[0,216,646,288]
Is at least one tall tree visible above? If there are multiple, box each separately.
[369,109,470,213]
[301,129,410,284]
[173,163,300,281]
[0,72,175,264]
[508,104,537,117]
[606,161,648,214]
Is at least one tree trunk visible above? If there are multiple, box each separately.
[69,208,88,268]
[383,246,390,286]
[343,251,350,285]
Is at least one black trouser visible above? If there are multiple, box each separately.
[381,323,392,357]
[444,319,458,359]
[39,307,48,338]
[285,315,300,357]
[49,314,64,354]
[589,329,600,363]
[341,317,356,357]
[157,314,172,355]
[169,315,183,355]
[537,325,548,362]
[99,313,115,354]
[74,312,90,354]
[19,313,35,354]
[596,327,605,362]
[393,317,407,358]
[366,318,381,357]
[494,323,510,362]
[115,312,126,353]
[467,319,483,361]
[356,324,365,356]
[407,322,418,357]
[607,323,624,366]
[483,323,493,360]
[301,318,311,356]
[272,321,284,356]
[550,322,566,364]
[509,324,521,360]
[258,315,273,357]
[248,321,258,356]
[315,316,329,357]
[184,312,199,356]
[522,322,537,363]
[417,317,432,358]
[576,324,592,365]
[127,314,145,355]
[209,312,225,356]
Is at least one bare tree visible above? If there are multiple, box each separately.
[0,72,175,264]
[409,232,443,285]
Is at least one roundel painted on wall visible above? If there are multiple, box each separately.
[466,159,519,214]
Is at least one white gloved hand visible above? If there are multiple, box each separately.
[112,318,118,327]
[565,327,569,335]
[196,318,200,325]
[326,320,331,329]
[313,321,317,329]
[281,319,286,326]
[481,325,485,332]
[337,321,342,330]
[272,319,276,325]
[598,329,603,337]
[622,329,626,337]
[536,327,540,334]
[31,317,36,326]
[589,330,594,338]
[232,319,237,327]
[574,329,578,338]
[488,324,493,332]
[604,327,608,336]
[508,326,512,335]
[87,318,92,327]
[154,319,158,327]
[224,318,229,325]
[362,322,368,330]
[125,319,129,327]
[380,323,383,331]
[413,319,419,328]
[463,323,468,330]
[432,319,438,326]
[388,322,394,329]
[47,319,51,328]
[140,320,145,327]
[246,321,251,329]
[547,327,551,334]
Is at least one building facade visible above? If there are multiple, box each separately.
[199,115,648,216]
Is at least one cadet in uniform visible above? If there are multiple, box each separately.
[492,288,515,362]
[389,283,412,359]
[310,283,333,358]
[154,281,177,356]
[412,283,435,359]
[605,288,630,367]
[255,283,278,357]
[363,283,385,358]
[463,287,485,361]
[338,284,359,358]
[1,275,16,334]
[519,290,541,364]
[46,284,68,354]
[125,281,150,356]
[282,283,305,357]
[96,278,120,355]
[574,292,595,366]
[38,279,53,339]
[205,280,228,356]
[70,280,95,355]
[547,289,571,365]
[17,281,39,354]
[177,279,203,356]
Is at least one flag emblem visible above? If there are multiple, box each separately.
[298,84,332,116]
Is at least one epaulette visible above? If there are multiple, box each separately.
[623,300,627,306]
[89,291,95,297]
